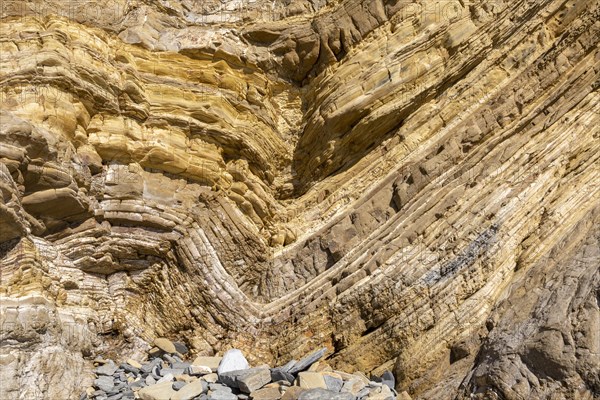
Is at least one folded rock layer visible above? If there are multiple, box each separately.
[0,0,598,399]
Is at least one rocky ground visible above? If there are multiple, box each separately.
[83,338,406,400]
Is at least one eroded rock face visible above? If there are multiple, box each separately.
[0,0,598,399]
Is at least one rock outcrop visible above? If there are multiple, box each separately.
[1,0,598,399]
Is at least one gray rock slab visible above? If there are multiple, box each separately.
[219,368,271,393]
[271,369,294,385]
[209,391,238,400]
[324,375,344,392]
[94,376,114,393]
[288,349,327,375]
[380,371,395,390]
[173,342,189,354]
[278,360,297,373]
[95,361,118,376]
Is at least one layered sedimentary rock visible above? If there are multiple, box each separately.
[0,0,598,399]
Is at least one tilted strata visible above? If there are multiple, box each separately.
[0,0,598,399]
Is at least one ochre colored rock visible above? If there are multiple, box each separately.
[0,1,598,400]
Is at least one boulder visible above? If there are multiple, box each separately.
[217,349,249,375]
[154,338,177,354]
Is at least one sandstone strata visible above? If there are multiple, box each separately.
[1,0,598,399]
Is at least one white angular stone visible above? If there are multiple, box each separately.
[217,349,249,375]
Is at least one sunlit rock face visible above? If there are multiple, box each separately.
[1,0,598,399]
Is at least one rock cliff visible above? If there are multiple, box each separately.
[0,0,598,399]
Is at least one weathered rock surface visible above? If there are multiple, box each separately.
[1,0,598,399]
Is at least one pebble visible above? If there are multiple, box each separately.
[281,386,305,400]
[209,383,232,392]
[153,338,177,354]
[296,372,327,390]
[120,363,139,374]
[138,381,177,400]
[323,373,343,392]
[381,370,395,389]
[126,359,142,369]
[171,380,207,400]
[250,387,281,400]
[203,373,219,383]
[341,378,367,395]
[157,373,174,384]
[270,369,294,384]
[278,360,297,373]
[95,361,118,376]
[298,388,355,400]
[173,342,189,355]
[94,376,114,392]
[219,368,270,393]
[193,356,222,372]
[148,347,163,358]
[217,349,249,375]
[82,347,398,400]
[208,391,238,400]
[171,362,191,370]
[236,368,271,393]
[288,349,327,374]
[160,368,185,377]
[189,365,213,375]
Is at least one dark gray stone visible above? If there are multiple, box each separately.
[298,388,355,400]
[141,359,161,374]
[270,368,294,384]
[218,368,270,393]
[95,361,118,376]
[288,349,327,374]
[172,381,187,390]
[209,383,232,392]
[110,383,127,393]
[381,371,395,389]
[94,376,114,392]
[121,389,134,398]
[278,360,297,373]
[208,391,238,400]
[163,354,178,365]
[120,363,139,374]
[324,375,344,392]
[106,393,123,400]
[174,342,189,354]
[129,379,146,389]
[218,370,243,388]
[172,362,192,370]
